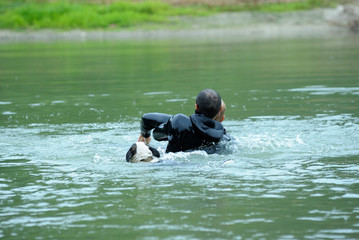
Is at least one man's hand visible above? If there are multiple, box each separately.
[137,134,151,145]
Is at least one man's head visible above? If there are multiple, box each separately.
[195,89,222,119]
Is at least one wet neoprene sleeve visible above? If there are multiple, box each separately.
[140,113,172,138]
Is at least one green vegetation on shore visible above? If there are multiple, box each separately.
[0,0,338,30]
[210,0,336,12]
[0,1,208,29]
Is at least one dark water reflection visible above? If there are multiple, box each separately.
[1,37,359,239]
[1,37,359,125]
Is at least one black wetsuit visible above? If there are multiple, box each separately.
[140,113,230,153]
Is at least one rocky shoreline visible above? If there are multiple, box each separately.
[0,4,358,43]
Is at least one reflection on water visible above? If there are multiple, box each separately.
[0,37,359,239]
[289,85,359,95]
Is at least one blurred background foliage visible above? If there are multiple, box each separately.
[0,0,343,29]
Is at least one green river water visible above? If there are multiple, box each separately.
[0,35,359,239]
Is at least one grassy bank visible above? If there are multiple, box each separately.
[0,0,339,30]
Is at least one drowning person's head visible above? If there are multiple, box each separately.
[214,100,226,122]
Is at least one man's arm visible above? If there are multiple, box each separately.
[139,113,172,143]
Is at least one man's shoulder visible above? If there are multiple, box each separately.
[172,113,190,120]
[170,114,192,131]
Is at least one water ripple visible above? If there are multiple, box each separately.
[1,114,358,239]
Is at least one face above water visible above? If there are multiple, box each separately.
[126,142,159,163]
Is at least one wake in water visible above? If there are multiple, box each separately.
[1,114,358,167]
[1,114,359,240]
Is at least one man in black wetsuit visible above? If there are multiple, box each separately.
[137,89,230,153]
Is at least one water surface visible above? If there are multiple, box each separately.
[1,36,359,239]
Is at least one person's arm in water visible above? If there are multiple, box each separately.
[138,113,172,144]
